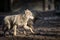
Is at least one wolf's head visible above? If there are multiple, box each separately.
[25,9,34,19]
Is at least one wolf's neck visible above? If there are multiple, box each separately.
[23,14,29,22]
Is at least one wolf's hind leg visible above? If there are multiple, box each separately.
[13,25,17,36]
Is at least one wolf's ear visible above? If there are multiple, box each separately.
[25,9,29,12]
[25,9,33,16]
[26,9,29,10]
[25,9,30,14]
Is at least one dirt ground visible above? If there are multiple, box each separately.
[0,27,60,40]
[0,35,60,40]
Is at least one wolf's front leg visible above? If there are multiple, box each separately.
[13,25,17,36]
[29,27,35,33]
[24,25,34,34]
[28,25,35,33]
[23,30,26,35]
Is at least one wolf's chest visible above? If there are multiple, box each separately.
[15,16,26,25]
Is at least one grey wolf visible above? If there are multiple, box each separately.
[3,9,34,36]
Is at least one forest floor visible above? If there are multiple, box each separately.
[0,26,60,40]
